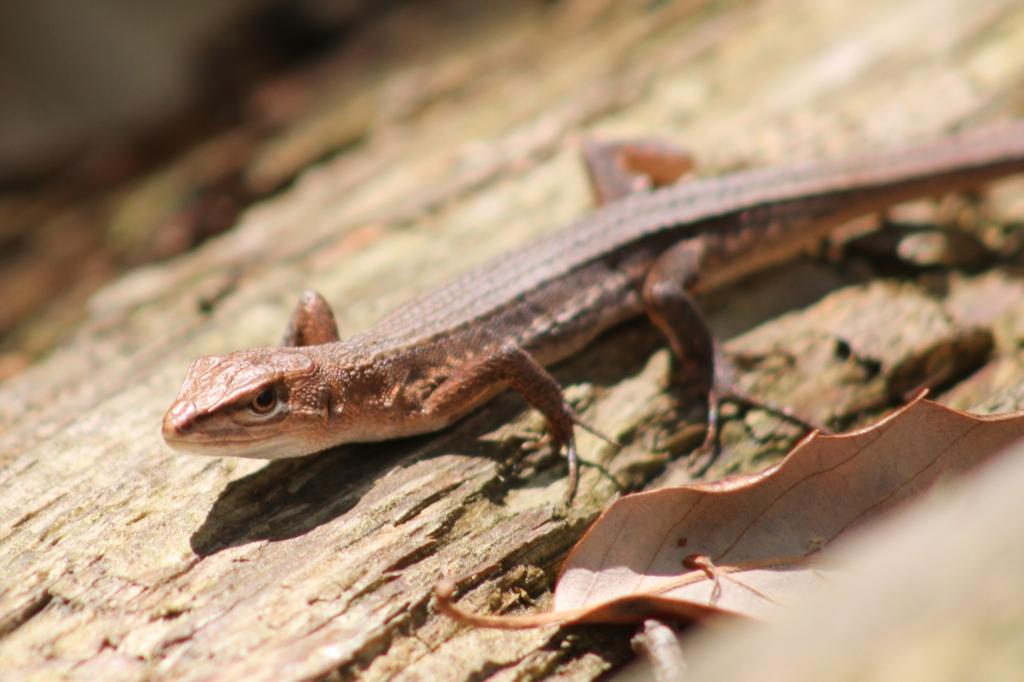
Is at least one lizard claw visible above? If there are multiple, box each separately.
[563,437,579,505]
[714,385,830,434]
[689,384,830,476]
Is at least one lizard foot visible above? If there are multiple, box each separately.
[689,383,831,476]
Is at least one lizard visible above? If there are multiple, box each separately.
[163,122,1024,501]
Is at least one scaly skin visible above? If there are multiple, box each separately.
[163,123,1024,498]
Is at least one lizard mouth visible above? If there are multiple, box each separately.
[162,431,303,458]
[162,406,260,452]
[161,411,318,459]
[162,400,266,452]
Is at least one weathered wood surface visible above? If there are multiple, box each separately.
[2,0,1024,679]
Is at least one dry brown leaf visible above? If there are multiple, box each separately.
[435,396,1024,627]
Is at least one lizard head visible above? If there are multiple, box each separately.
[162,348,332,459]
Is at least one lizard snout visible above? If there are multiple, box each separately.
[162,400,197,441]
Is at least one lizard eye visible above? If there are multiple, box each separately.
[250,387,277,414]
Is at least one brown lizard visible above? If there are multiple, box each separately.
[163,122,1024,500]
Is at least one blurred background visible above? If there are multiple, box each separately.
[0,0,407,378]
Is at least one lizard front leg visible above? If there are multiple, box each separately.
[420,344,581,503]
[281,290,341,347]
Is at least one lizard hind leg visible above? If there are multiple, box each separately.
[281,290,342,347]
[640,240,828,472]
[581,137,695,205]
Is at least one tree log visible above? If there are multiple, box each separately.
[2,0,1023,679]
